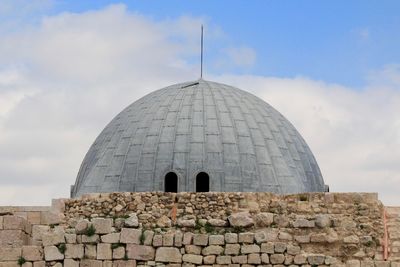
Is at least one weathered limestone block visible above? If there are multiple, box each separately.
[81,234,100,244]
[0,247,21,261]
[294,234,310,243]
[346,259,361,267]
[274,214,289,227]
[97,243,112,260]
[285,254,294,265]
[228,212,254,227]
[0,262,19,267]
[101,233,120,243]
[75,219,89,234]
[65,233,77,243]
[239,232,254,243]
[224,233,238,244]
[274,242,286,253]
[248,253,261,264]
[254,212,274,227]
[163,233,174,246]
[80,259,103,267]
[42,229,65,246]
[315,214,331,228]
[209,235,224,245]
[22,246,43,261]
[202,245,224,255]
[216,255,231,264]
[374,261,390,267]
[120,228,141,244]
[113,260,137,267]
[84,244,97,259]
[44,246,64,261]
[344,235,360,244]
[294,254,307,265]
[270,254,285,264]
[65,244,84,259]
[33,262,46,267]
[360,259,374,267]
[155,247,182,263]
[64,259,79,267]
[224,244,240,255]
[203,255,216,264]
[278,232,292,241]
[3,216,26,230]
[241,244,260,254]
[193,234,209,246]
[261,253,269,264]
[292,218,315,228]
[183,232,193,245]
[178,219,196,228]
[0,230,28,247]
[92,218,112,234]
[232,255,247,264]
[307,255,325,265]
[32,225,50,243]
[153,234,163,247]
[174,231,183,247]
[126,244,155,261]
[113,246,125,259]
[260,242,274,254]
[124,213,139,228]
[41,211,63,225]
[156,215,172,228]
[182,254,203,264]
[185,245,202,254]
[286,244,300,255]
[208,219,227,227]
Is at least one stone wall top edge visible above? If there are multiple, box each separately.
[0,206,51,212]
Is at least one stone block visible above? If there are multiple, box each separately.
[185,245,202,254]
[33,261,45,267]
[202,245,224,255]
[285,254,294,265]
[292,218,315,228]
[274,242,286,253]
[97,243,112,260]
[270,254,285,264]
[208,219,227,227]
[0,247,21,261]
[224,244,240,255]
[0,262,19,267]
[294,254,307,265]
[295,235,310,243]
[0,230,28,247]
[80,259,103,267]
[178,219,196,227]
[286,244,300,255]
[81,234,100,244]
[44,245,64,261]
[124,213,139,228]
[75,219,89,234]
[126,244,155,260]
[174,231,183,247]
[113,246,125,259]
[232,255,247,264]
[346,260,361,267]
[183,254,203,264]
[315,214,331,228]
[31,225,50,242]
[65,233,77,243]
[92,218,113,234]
[113,260,137,267]
[216,255,231,264]
[3,216,26,230]
[254,212,274,227]
[344,235,360,244]
[308,255,325,265]
[261,253,269,264]
[203,255,215,264]
[248,253,261,264]
[42,229,65,246]
[224,233,238,244]
[22,246,43,261]
[26,212,40,225]
[228,212,254,227]
[239,232,254,243]
[163,233,174,246]
[41,211,63,225]
[241,244,260,254]
[0,216,3,229]
[374,261,390,267]
[183,232,193,245]
[84,244,97,259]
[65,244,84,259]
[155,247,182,263]
[260,242,274,253]
[64,259,79,267]
[209,235,224,245]
[360,260,374,267]
[153,234,163,246]
[120,228,141,244]
[101,233,120,243]
[193,234,208,246]
[278,232,292,240]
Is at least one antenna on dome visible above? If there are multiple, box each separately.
[200,24,204,79]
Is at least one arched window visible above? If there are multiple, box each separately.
[165,172,178,192]
[196,172,209,192]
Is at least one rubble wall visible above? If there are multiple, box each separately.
[0,192,398,267]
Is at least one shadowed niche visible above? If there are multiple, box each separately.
[196,172,209,192]
[165,172,178,193]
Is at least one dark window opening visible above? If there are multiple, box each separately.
[196,172,209,192]
[165,172,178,192]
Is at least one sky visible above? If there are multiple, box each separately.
[0,0,399,206]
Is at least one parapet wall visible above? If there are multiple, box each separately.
[0,192,398,267]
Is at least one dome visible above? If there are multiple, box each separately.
[71,79,325,197]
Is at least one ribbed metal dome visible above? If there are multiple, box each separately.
[71,79,325,197]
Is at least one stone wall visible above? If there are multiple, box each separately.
[0,192,398,267]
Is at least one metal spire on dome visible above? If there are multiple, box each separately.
[200,24,204,79]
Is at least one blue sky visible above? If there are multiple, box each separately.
[8,0,400,87]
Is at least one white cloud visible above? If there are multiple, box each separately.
[0,4,399,207]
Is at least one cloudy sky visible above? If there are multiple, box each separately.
[0,0,399,206]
